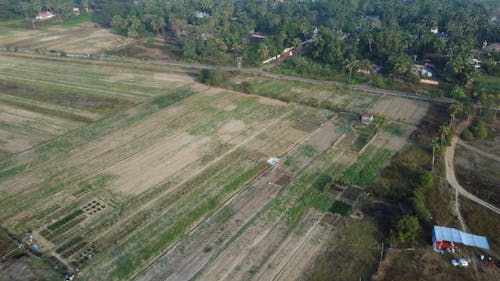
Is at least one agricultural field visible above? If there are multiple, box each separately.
[0,19,131,54]
[0,51,430,281]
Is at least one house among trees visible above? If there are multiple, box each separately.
[472,58,482,69]
[413,64,434,78]
[72,7,80,16]
[361,113,374,124]
[36,11,55,20]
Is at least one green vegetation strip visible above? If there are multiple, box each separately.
[341,146,392,188]
[47,210,84,231]
[329,201,352,216]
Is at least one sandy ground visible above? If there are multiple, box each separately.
[218,120,246,142]
[153,72,195,83]
[370,96,429,125]
[105,73,135,83]
[106,133,210,195]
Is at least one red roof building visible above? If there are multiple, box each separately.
[361,112,374,123]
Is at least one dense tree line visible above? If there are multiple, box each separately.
[0,0,90,20]
[2,0,499,83]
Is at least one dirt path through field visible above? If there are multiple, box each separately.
[446,136,500,217]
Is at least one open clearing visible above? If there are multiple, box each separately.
[0,52,429,281]
[0,21,131,54]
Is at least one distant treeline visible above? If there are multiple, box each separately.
[2,0,499,83]
[0,0,89,20]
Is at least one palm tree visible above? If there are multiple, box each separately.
[292,37,302,55]
[151,16,166,35]
[258,43,270,60]
[449,101,463,127]
[344,55,359,84]
[439,124,450,147]
[431,137,440,169]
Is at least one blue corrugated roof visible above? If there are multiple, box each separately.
[433,226,490,250]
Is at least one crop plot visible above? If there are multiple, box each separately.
[0,53,428,281]
[0,21,131,54]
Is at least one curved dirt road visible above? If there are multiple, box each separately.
[445,136,500,215]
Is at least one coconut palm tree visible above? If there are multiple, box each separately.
[151,16,166,35]
[344,54,359,84]
[439,124,450,147]
[431,137,440,169]
[449,101,463,127]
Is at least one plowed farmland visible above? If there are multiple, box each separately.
[0,52,429,281]
[0,20,131,54]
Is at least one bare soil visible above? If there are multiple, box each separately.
[1,22,131,53]
[0,255,60,281]
[455,144,500,207]
[251,211,341,281]
[370,96,429,125]
[373,247,500,281]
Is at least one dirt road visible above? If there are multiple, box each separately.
[445,136,500,216]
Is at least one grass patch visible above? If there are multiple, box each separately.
[151,87,196,109]
[301,144,318,158]
[56,15,92,27]
[473,74,500,95]
[311,193,334,212]
[352,126,377,151]
[353,133,371,151]
[214,206,235,224]
[383,123,403,136]
[341,146,392,188]
[460,197,500,253]
[0,79,135,115]
[305,219,380,281]
[329,200,352,216]
[269,56,369,85]
[313,174,333,191]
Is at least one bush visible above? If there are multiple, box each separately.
[239,81,255,94]
[471,119,488,140]
[330,200,352,216]
[461,128,473,140]
[198,69,225,86]
[416,172,433,191]
[393,215,420,242]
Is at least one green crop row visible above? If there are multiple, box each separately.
[47,210,84,231]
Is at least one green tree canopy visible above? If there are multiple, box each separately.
[393,215,421,242]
